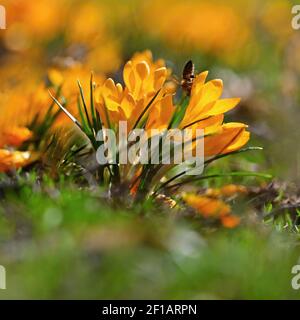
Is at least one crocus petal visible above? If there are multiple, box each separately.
[121,92,135,119]
[153,67,167,91]
[136,61,150,81]
[183,78,224,125]
[199,79,223,106]
[204,123,249,156]
[123,61,135,92]
[207,97,240,116]
[146,94,174,132]
[187,115,224,139]
[191,71,209,96]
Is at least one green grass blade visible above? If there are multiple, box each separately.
[164,171,272,191]
[49,90,83,130]
[77,80,93,131]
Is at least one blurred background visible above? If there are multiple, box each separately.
[0,0,300,299]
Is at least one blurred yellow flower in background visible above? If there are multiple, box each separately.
[0,85,50,128]
[1,0,66,51]
[261,0,293,45]
[183,193,231,217]
[206,184,248,197]
[182,193,241,228]
[0,124,35,173]
[141,0,251,56]
[0,149,32,172]
[0,0,122,75]
[0,127,32,148]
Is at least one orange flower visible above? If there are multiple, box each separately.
[203,123,250,156]
[0,84,53,128]
[206,184,248,198]
[182,193,241,228]
[123,55,167,103]
[95,51,170,131]
[220,215,241,229]
[219,184,248,197]
[131,50,166,71]
[182,193,231,218]
[145,94,175,133]
[141,1,251,62]
[181,72,240,128]
[0,126,32,148]
[177,67,249,157]
[0,149,32,172]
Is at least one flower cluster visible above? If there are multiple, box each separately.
[91,50,249,156]
[0,49,254,228]
[48,50,251,224]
